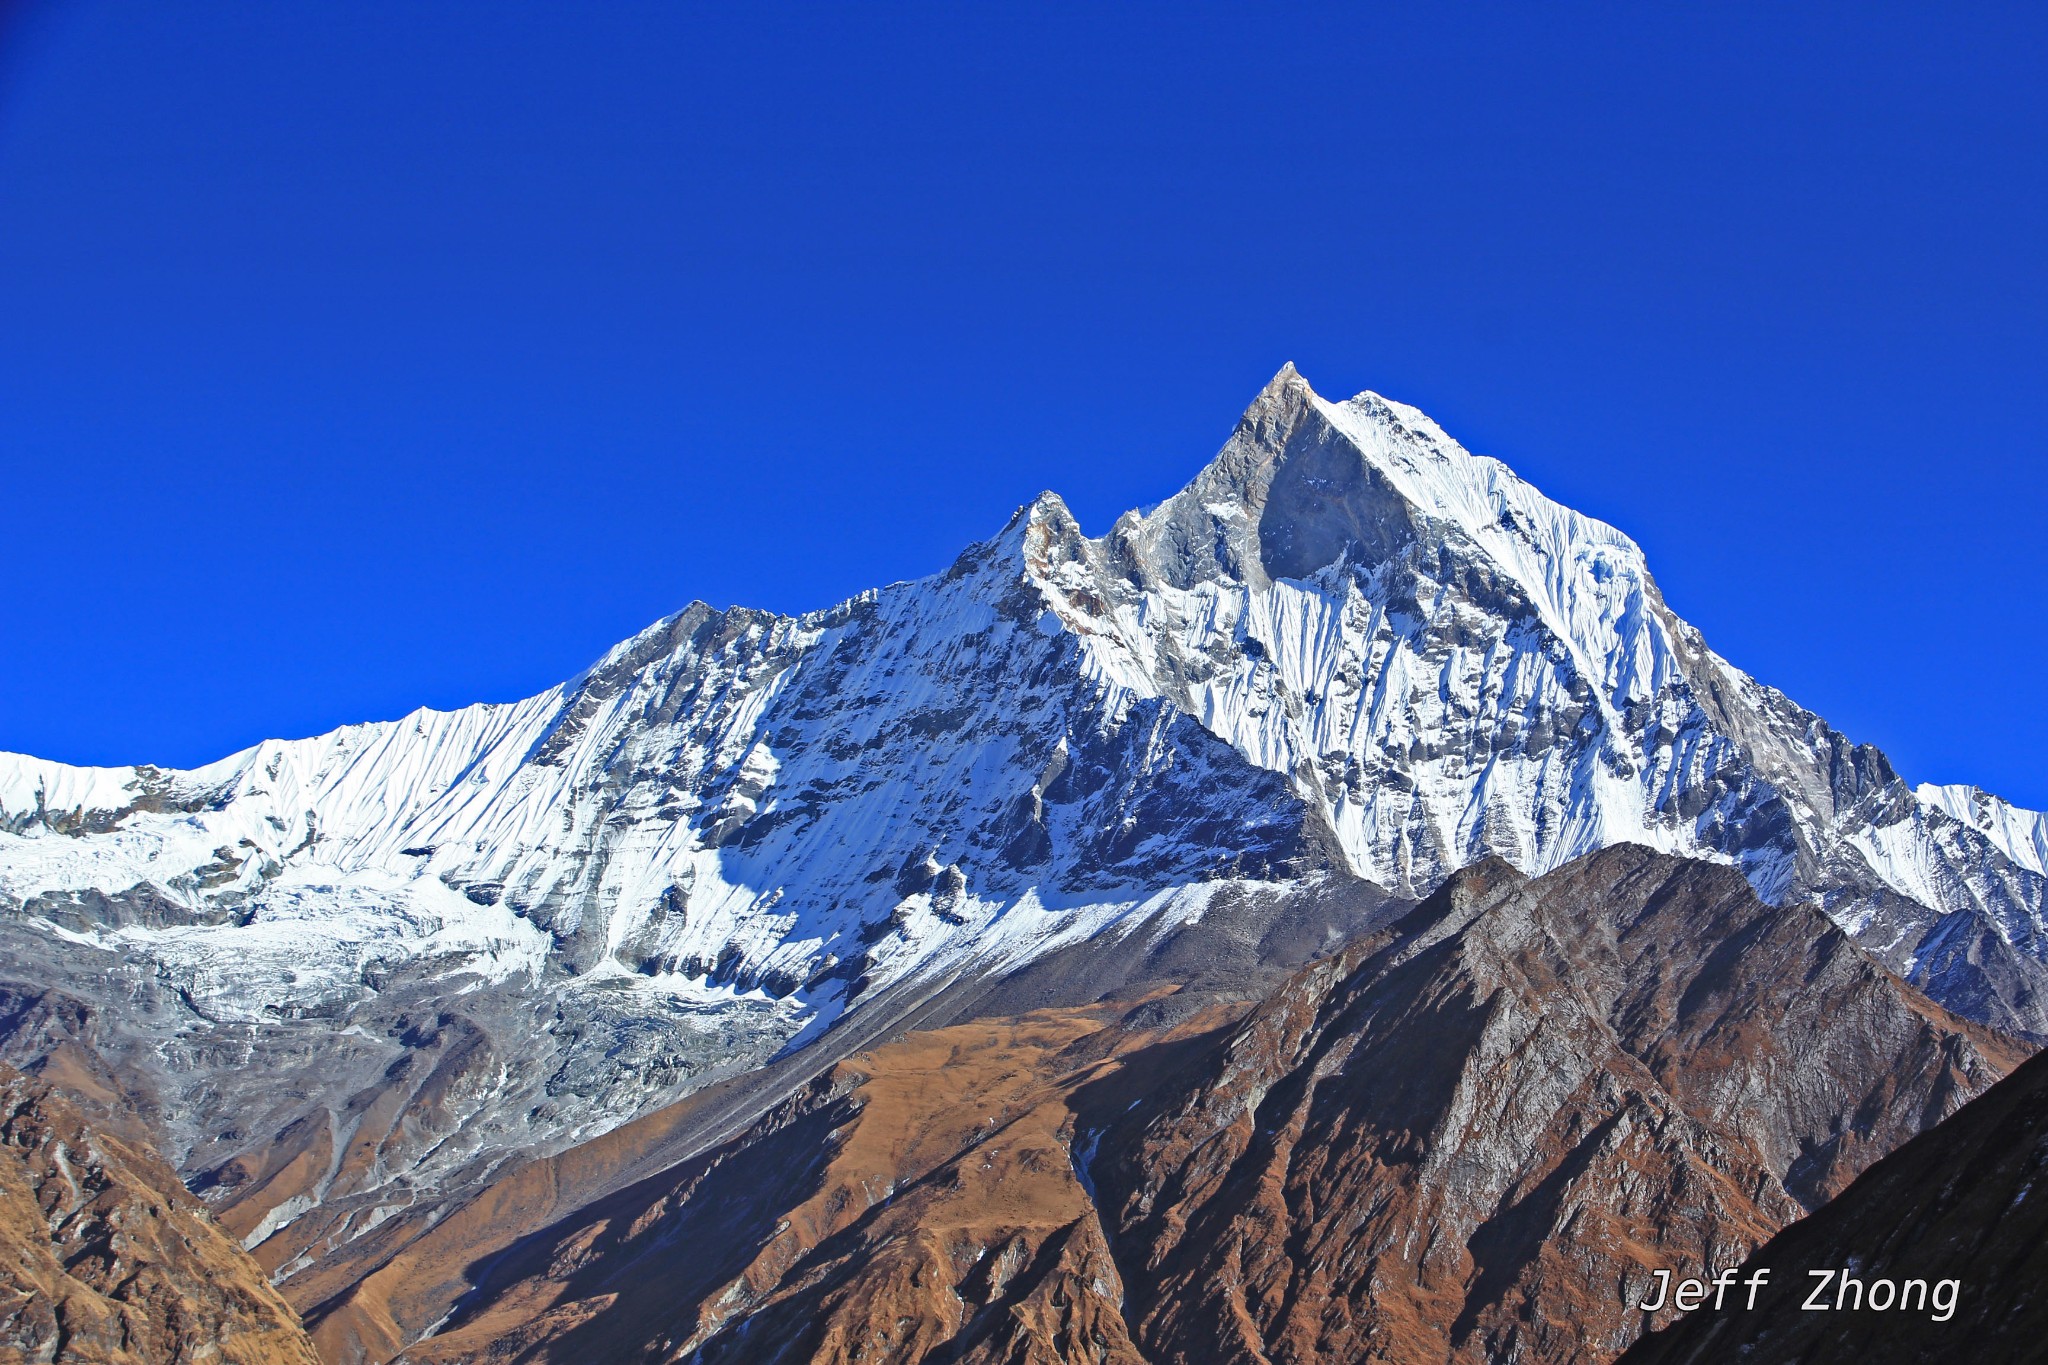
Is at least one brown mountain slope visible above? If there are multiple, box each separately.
[0,1061,323,1365]
[1619,1040,2048,1365]
[281,876,1410,1365]
[356,845,2023,1365]
[393,1000,1216,1365]
[1087,845,2027,1365]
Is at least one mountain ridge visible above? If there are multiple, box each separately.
[1,366,2042,1312]
[373,846,2027,1365]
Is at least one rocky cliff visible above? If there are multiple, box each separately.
[1620,1029,2048,1363]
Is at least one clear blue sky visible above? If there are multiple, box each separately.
[2,2,2043,808]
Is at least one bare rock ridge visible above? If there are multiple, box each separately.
[0,1060,323,1365]
[0,366,2043,1341]
[353,847,2022,1364]
[1086,845,2025,1364]
[1619,1029,2048,1365]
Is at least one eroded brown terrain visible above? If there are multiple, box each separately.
[0,1061,322,1365]
[1088,846,2026,1364]
[393,1001,1207,1364]
[339,846,2025,1365]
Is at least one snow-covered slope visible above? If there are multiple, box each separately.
[1027,369,2045,972]
[2,365,2043,1276]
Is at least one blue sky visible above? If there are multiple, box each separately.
[1,2,2043,807]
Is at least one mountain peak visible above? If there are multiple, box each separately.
[1113,366,1488,591]
[5,363,2048,1335]
[1259,359,1308,395]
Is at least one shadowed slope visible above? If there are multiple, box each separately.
[1619,1043,2048,1365]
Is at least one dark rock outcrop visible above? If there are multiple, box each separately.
[1620,1040,2048,1364]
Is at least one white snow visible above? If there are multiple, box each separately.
[3,366,2043,1074]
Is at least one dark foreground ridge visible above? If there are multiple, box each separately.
[1621,1041,2048,1365]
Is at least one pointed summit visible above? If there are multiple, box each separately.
[1237,360,1317,440]
[1261,359,1308,394]
[1109,363,1419,590]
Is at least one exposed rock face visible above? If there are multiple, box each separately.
[1,366,2042,1333]
[353,848,2022,1365]
[1090,845,2026,1364]
[0,1061,322,1365]
[1619,1041,2048,1365]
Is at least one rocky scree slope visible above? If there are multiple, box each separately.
[0,1060,323,1365]
[0,365,2043,1294]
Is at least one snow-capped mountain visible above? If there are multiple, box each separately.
[2,365,2043,1276]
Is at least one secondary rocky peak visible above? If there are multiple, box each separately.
[998,487,1074,526]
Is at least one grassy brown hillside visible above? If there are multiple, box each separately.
[391,999,1217,1364]
[361,847,2024,1365]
